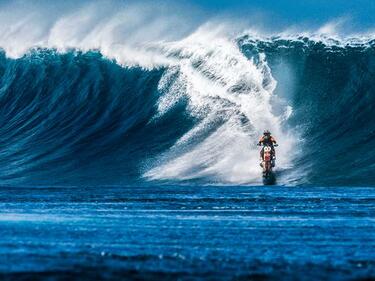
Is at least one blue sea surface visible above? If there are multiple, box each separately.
[0,185,374,280]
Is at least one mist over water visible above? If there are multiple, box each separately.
[0,1,374,186]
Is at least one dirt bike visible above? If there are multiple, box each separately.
[258,143,278,179]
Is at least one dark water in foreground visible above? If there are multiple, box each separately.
[0,186,374,280]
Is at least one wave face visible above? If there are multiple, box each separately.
[0,50,171,185]
[239,37,375,185]
[0,34,374,186]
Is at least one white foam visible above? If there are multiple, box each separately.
[145,26,296,184]
[0,1,199,68]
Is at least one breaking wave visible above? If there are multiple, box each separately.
[0,2,374,186]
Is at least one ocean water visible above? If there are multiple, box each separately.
[1,185,374,280]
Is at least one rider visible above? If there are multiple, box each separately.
[258,130,277,161]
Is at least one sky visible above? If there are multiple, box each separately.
[0,0,374,37]
[185,0,375,31]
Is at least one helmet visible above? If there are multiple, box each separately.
[263,130,271,136]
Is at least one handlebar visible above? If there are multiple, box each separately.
[257,143,279,147]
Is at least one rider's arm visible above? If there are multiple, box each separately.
[258,136,264,145]
[271,136,277,143]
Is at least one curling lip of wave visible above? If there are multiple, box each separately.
[0,0,374,67]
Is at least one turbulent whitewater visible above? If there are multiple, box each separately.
[0,9,375,186]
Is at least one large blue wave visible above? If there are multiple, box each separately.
[0,37,375,186]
